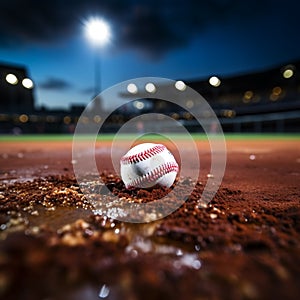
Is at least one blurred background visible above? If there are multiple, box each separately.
[0,0,299,134]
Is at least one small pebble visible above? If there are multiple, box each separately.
[210,213,218,219]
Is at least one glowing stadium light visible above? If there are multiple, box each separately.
[145,82,156,93]
[183,112,192,120]
[209,76,221,87]
[282,64,295,79]
[85,18,111,46]
[22,78,34,89]
[134,100,145,110]
[186,100,194,108]
[84,17,112,97]
[175,80,186,91]
[272,86,282,96]
[243,90,254,103]
[127,83,138,94]
[93,115,102,123]
[226,110,236,118]
[6,73,18,85]
[171,112,180,120]
[63,116,71,124]
[19,114,29,123]
[270,86,283,101]
[81,116,89,124]
[282,69,294,79]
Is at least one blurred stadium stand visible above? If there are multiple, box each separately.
[0,62,35,115]
[0,60,299,134]
[186,61,300,132]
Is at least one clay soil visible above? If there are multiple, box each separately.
[0,137,299,300]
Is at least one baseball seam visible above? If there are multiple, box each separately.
[121,144,166,165]
[126,162,179,188]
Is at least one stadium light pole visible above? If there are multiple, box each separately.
[84,18,111,98]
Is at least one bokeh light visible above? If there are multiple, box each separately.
[19,114,29,123]
[243,90,254,103]
[22,78,34,89]
[134,100,145,109]
[127,83,138,94]
[175,80,186,91]
[186,100,194,108]
[145,82,156,93]
[283,68,294,79]
[63,116,71,124]
[270,86,283,101]
[209,76,221,87]
[93,115,102,123]
[6,73,18,85]
[85,18,111,46]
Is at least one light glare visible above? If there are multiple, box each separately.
[145,82,156,93]
[186,100,194,108]
[175,80,186,91]
[6,73,18,85]
[19,114,29,123]
[63,116,71,124]
[85,18,111,46]
[283,69,293,79]
[209,76,221,87]
[134,100,145,110]
[22,78,34,89]
[127,83,138,94]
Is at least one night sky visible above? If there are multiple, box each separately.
[0,0,299,110]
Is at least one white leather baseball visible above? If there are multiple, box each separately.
[120,143,179,189]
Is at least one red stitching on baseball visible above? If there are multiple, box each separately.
[121,144,166,165]
[127,162,179,188]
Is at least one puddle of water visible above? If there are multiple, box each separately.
[26,205,92,231]
[1,200,202,299]
[3,203,201,271]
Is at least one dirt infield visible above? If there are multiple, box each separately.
[0,137,299,299]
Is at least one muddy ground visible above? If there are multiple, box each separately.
[0,138,299,300]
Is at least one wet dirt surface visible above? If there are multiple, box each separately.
[0,138,299,299]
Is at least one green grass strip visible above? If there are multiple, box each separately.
[0,133,299,142]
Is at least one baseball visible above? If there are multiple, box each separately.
[120,143,179,189]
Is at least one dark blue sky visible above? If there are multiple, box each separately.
[0,0,299,110]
